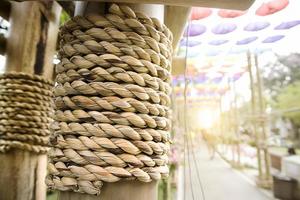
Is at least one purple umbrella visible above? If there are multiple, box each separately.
[236,36,258,45]
[180,38,201,47]
[244,21,270,31]
[275,20,300,30]
[209,39,228,46]
[262,35,285,43]
[212,23,237,34]
[183,24,206,37]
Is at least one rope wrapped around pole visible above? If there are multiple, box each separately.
[47,4,173,195]
[0,72,54,153]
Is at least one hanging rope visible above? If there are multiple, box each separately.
[47,4,172,195]
[0,72,54,153]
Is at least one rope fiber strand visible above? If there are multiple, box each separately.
[47,4,173,195]
[0,72,54,153]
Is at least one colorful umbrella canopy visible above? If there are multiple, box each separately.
[178,0,299,57]
[191,7,212,20]
[212,23,237,34]
[184,23,206,37]
[262,35,285,43]
[244,21,270,31]
[236,36,258,45]
[275,20,300,30]
[209,39,229,46]
[218,9,246,18]
[256,0,289,16]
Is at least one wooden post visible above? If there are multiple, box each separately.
[60,181,158,200]
[254,54,271,182]
[58,3,166,200]
[0,33,6,55]
[232,80,241,167]
[247,52,263,180]
[0,0,11,20]
[164,6,191,50]
[0,2,61,200]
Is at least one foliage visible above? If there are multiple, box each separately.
[60,11,70,25]
[275,81,300,125]
[262,53,300,98]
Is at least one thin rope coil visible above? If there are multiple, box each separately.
[0,72,54,153]
[47,3,172,195]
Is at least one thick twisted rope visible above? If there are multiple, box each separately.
[49,147,168,167]
[51,122,170,142]
[48,3,172,195]
[56,54,171,81]
[56,67,171,94]
[54,96,169,116]
[0,72,54,153]
[60,4,173,42]
[52,134,169,156]
[59,41,171,71]
[55,110,170,130]
[46,164,169,195]
[54,81,171,106]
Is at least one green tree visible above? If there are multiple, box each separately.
[262,53,300,98]
[276,81,300,126]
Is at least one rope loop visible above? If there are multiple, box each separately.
[47,3,172,195]
[0,72,54,153]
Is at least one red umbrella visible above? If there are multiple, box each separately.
[191,7,212,20]
[256,0,289,16]
[218,9,246,18]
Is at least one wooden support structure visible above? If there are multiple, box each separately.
[172,57,186,75]
[165,6,191,50]
[54,0,254,10]
[247,52,263,180]
[60,181,158,200]
[0,0,11,20]
[254,54,271,182]
[0,33,6,55]
[0,1,61,200]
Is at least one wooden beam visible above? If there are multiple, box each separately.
[0,2,61,200]
[0,1,11,20]
[165,6,191,50]
[5,1,61,76]
[57,1,75,17]
[60,180,158,200]
[171,57,185,75]
[0,33,6,55]
[55,0,254,10]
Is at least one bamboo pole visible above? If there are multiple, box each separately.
[0,2,61,200]
[254,54,271,181]
[232,80,241,167]
[247,52,263,179]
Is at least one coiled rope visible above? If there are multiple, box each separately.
[0,72,54,153]
[47,4,172,195]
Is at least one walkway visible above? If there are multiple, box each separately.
[178,143,273,200]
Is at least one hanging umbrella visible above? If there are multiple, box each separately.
[244,21,270,31]
[256,0,289,16]
[262,35,285,43]
[236,36,258,45]
[275,20,300,30]
[180,38,201,47]
[191,7,212,20]
[218,9,246,18]
[209,39,229,46]
[212,23,237,34]
[183,23,206,37]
